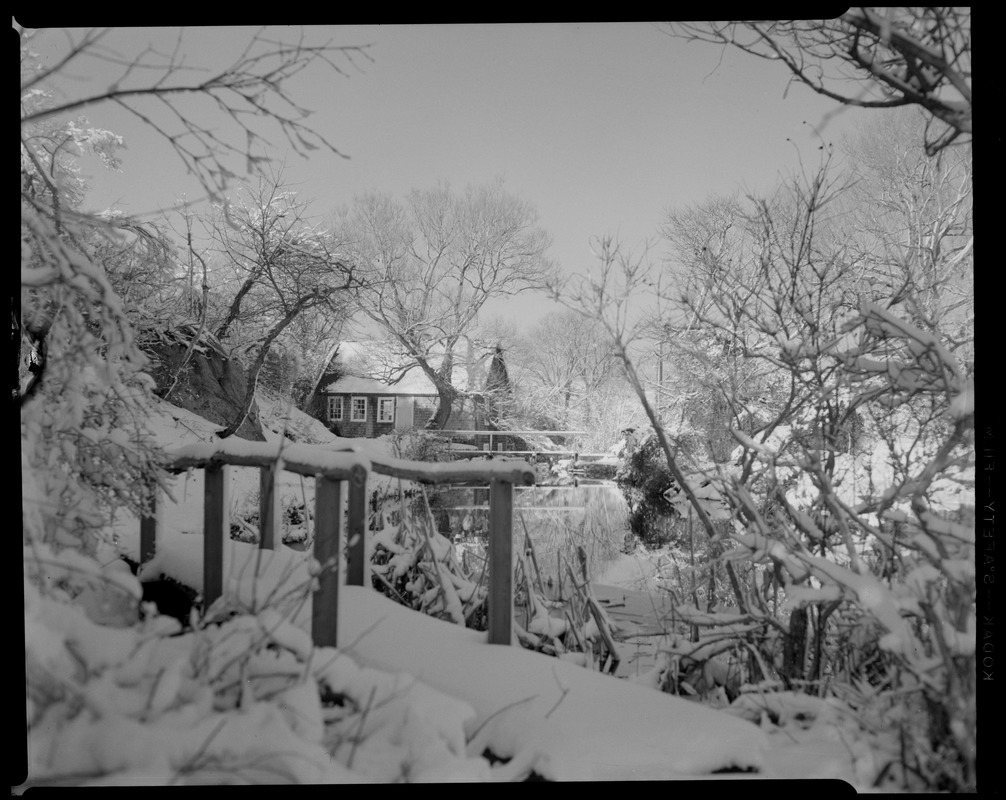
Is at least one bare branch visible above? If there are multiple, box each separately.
[668,11,971,156]
[22,27,373,199]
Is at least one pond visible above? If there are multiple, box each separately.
[439,482,631,583]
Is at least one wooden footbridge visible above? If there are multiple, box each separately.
[425,429,613,468]
[138,440,536,648]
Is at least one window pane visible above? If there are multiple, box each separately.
[378,398,395,422]
[351,397,367,421]
[328,396,343,420]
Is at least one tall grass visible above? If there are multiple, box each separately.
[514,485,629,583]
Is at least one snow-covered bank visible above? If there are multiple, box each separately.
[23,393,893,786]
[125,529,768,780]
[337,586,767,780]
[595,548,667,592]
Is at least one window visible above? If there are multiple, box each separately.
[351,396,368,422]
[327,396,343,422]
[378,397,395,423]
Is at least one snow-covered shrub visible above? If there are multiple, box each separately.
[24,568,491,785]
[365,479,623,671]
[389,427,454,464]
[230,489,314,551]
[615,433,681,547]
[368,482,486,628]
[572,143,974,788]
[20,156,166,553]
[711,302,976,790]
[21,37,167,559]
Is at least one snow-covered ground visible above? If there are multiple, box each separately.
[593,553,876,785]
[23,392,884,786]
[596,549,666,592]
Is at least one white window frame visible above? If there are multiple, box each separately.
[327,395,343,422]
[350,396,368,422]
[378,397,395,423]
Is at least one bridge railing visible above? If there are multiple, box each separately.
[422,429,588,453]
[139,441,535,648]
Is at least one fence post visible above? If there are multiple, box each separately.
[203,464,228,611]
[313,475,342,648]
[345,464,368,587]
[140,474,158,566]
[487,478,513,645]
[259,464,278,550]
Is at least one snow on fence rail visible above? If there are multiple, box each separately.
[139,440,536,648]
[428,429,588,453]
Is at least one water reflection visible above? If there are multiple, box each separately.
[441,482,631,583]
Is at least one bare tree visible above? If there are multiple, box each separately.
[20,26,371,202]
[504,310,625,443]
[343,179,557,428]
[670,9,971,155]
[839,109,973,358]
[205,172,358,438]
[567,155,974,789]
[556,237,724,539]
[21,32,166,547]
[19,25,366,547]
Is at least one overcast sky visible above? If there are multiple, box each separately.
[29,23,877,328]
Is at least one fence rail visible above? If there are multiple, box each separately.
[140,442,536,648]
[425,429,588,453]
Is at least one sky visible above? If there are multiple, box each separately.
[26,22,878,328]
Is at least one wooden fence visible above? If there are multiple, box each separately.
[139,443,536,647]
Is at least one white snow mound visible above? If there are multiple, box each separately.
[337,587,767,780]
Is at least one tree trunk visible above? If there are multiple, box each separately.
[689,509,699,643]
[163,237,211,402]
[782,606,808,688]
[217,291,327,439]
[809,600,840,682]
[215,268,263,342]
[706,536,720,610]
[427,382,457,430]
[423,348,458,430]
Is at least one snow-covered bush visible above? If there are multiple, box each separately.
[718,300,975,788]
[21,35,166,559]
[365,476,624,672]
[368,482,487,628]
[562,131,973,788]
[230,489,315,551]
[615,433,682,547]
[24,562,492,785]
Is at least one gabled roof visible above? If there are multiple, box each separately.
[321,340,495,396]
[327,373,438,396]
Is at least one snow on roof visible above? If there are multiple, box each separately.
[321,340,493,396]
[326,372,439,396]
